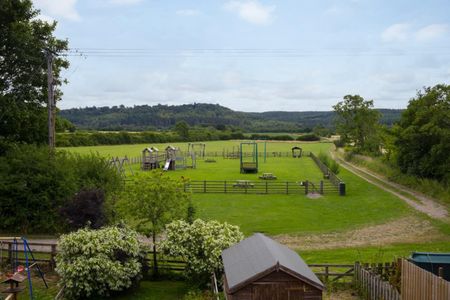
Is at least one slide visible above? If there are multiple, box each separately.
[163,159,171,171]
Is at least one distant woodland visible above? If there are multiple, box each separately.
[59,103,403,132]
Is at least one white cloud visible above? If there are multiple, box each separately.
[224,1,275,25]
[33,0,80,21]
[108,0,143,5]
[416,24,448,41]
[176,9,200,17]
[381,23,411,42]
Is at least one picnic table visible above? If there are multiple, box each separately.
[233,180,255,188]
[259,173,277,180]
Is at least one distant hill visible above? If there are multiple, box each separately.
[59,103,403,132]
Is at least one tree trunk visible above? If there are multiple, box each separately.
[152,230,158,277]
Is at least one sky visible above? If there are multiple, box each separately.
[32,0,450,112]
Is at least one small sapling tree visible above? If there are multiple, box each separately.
[116,171,191,276]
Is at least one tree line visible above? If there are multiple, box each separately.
[333,87,450,183]
[59,103,403,133]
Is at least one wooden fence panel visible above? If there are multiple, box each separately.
[401,259,450,300]
[354,262,400,300]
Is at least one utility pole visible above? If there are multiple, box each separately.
[46,48,56,149]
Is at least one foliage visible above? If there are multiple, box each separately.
[318,151,340,174]
[56,225,143,299]
[0,0,69,144]
[297,133,320,141]
[116,171,191,274]
[175,121,190,140]
[333,95,381,153]
[55,129,245,147]
[161,219,244,285]
[60,189,106,230]
[59,103,402,132]
[250,133,294,141]
[0,144,122,233]
[333,139,345,148]
[395,84,450,182]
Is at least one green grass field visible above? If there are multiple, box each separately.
[60,140,450,262]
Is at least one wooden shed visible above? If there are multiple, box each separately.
[222,233,324,300]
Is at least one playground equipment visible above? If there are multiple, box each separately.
[292,146,303,158]
[240,142,258,173]
[142,147,160,170]
[163,146,177,171]
[110,156,134,177]
[188,143,206,159]
[0,237,48,300]
[223,146,240,159]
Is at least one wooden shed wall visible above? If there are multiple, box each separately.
[225,270,322,300]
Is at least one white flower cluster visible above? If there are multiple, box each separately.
[161,219,244,279]
[56,226,142,299]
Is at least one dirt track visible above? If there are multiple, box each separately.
[330,150,448,220]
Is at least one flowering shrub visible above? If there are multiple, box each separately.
[161,219,243,284]
[56,225,142,299]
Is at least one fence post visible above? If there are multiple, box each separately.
[7,243,12,263]
[320,180,324,194]
[50,244,57,270]
[286,182,289,194]
[265,181,268,194]
[203,180,206,193]
[339,182,346,196]
[224,181,227,193]
[305,180,309,195]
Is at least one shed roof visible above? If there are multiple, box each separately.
[222,233,324,293]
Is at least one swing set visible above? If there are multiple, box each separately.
[0,237,47,300]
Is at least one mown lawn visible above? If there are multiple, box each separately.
[193,165,412,235]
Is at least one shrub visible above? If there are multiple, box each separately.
[56,225,143,299]
[318,151,340,175]
[161,219,244,286]
[329,160,340,175]
[297,134,320,141]
[60,189,106,230]
[0,144,122,233]
[333,139,345,148]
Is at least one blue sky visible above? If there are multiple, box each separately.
[33,0,450,111]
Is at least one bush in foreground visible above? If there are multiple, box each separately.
[56,225,142,299]
[161,219,244,286]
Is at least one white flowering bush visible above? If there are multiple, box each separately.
[56,225,143,299]
[161,219,244,284]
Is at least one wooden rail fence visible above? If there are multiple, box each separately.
[185,180,339,195]
[309,152,346,196]
[0,242,355,283]
[354,262,400,300]
[401,258,450,300]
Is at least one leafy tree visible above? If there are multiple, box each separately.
[333,95,381,153]
[56,225,143,299]
[0,0,69,144]
[0,145,122,233]
[116,172,191,276]
[395,84,450,181]
[174,121,190,140]
[161,219,243,285]
[60,189,106,230]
